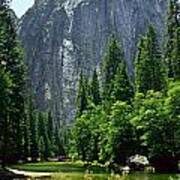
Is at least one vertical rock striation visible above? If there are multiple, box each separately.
[19,0,167,124]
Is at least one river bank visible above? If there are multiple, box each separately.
[7,162,180,180]
[0,167,28,179]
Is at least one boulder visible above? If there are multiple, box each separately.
[128,154,149,171]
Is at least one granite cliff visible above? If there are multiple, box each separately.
[19,0,167,124]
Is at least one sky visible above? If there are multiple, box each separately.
[10,0,34,18]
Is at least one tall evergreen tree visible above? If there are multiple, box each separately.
[23,84,36,161]
[54,127,65,156]
[38,112,50,160]
[172,27,180,80]
[28,98,39,161]
[100,101,135,164]
[47,111,54,142]
[89,69,101,105]
[23,99,31,160]
[47,111,55,156]
[102,36,123,100]
[164,0,180,78]
[112,60,134,102]
[0,0,26,164]
[76,71,89,117]
[0,65,13,167]
[135,26,167,93]
[38,136,45,160]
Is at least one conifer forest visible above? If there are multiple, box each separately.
[0,0,180,178]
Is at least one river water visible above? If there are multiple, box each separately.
[13,172,180,180]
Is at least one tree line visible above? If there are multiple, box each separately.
[70,0,180,172]
[0,0,179,173]
[0,1,64,167]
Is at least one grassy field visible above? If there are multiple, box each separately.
[10,161,109,174]
[9,162,180,180]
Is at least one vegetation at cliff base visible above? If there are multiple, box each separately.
[0,0,179,176]
[71,0,180,172]
[0,0,64,167]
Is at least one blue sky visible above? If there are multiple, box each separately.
[10,0,34,18]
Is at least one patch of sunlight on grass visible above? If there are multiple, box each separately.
[10,161,109,174]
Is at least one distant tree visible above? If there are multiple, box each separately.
[70,106,106,161]
[164,0,180,78]
[88,106,105,161]
[0,66,13,167]
[38,112,50,160]
[38,136,45,161]
[28,99,39,161]
[172,27,180,80]
[89,69,101,105]
[72,114,91,161]
[101,102,135,164]
[134,84,180,172]
[102,36,123,101]
[54,128,65,157]
[112,61,134,102]
[135,26,167,93]
[47,111,54,143]
[47,111,56,156]
[137,91,166,169]
[76,71,89,117]
[23,98,31,160]
[161,81,180,172]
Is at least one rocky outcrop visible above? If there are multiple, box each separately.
[19,0,167,124]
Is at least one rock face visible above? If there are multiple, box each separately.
[19,0,167,124]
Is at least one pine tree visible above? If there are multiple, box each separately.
[23,99,31,160]
[164,0,180,78]
[172,27,180,80]
[38,112,50,160]
[89,69,101,105]
[23,85,35,161]
[102,36,123,100]
[0,0,26,164]
[29,98,39,161]
[47,111,55,156]
[54,128,65,156]
[135,26,167,93]
[76,71,89,117]
[38,136,45,160]
[0,65,13,167]
[112,61,134,102]
[47,111,54,142]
